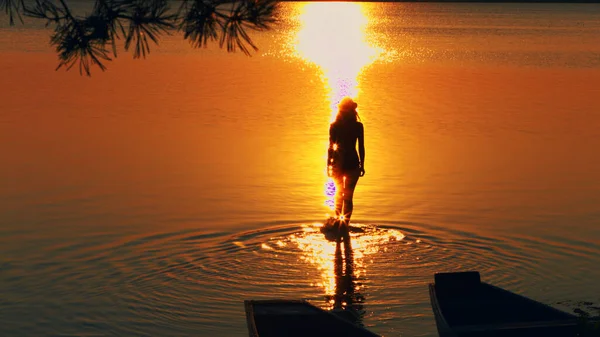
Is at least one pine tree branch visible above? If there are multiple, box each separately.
[2,0,279,76]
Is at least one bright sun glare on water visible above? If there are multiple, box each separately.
[285,7,405,300]
[266,224,405,305]
[293,3,383,121]
[291,3,385,212]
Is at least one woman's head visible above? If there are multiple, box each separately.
[335,97,360,123]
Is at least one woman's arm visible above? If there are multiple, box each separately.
[327,125,335,176]
[358,123,365,176]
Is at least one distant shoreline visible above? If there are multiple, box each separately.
[278,0,600,3]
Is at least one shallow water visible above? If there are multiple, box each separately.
[1,2,600,336]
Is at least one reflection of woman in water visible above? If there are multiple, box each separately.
[330,235,365,325]
[327,97,366,227]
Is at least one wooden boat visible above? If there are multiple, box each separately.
[244,299,380,337]
[429,271,579,337]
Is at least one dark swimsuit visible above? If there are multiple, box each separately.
[329,121,363,172]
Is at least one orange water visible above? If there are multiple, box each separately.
[1,3,599,336]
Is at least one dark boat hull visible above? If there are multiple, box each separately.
[429,271,579,337]
[245,299,380,337]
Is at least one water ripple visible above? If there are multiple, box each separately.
[3,220,596,336]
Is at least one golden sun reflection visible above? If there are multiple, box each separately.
[287,224,405,307]
[281,4,403,305]
[291,2,385,213]
[293,2,383,121]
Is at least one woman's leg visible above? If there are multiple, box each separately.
[333,173,345,219]
[333,168,360,224]
[341,168,360,223]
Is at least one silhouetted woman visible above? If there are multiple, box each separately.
[327,97,365,226]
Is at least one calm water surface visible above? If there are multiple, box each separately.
[1,2,600,336]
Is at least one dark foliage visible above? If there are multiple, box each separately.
[3,0,278,75]
[1,0,25,25]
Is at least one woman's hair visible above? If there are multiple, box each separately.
[335,97,360,123]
